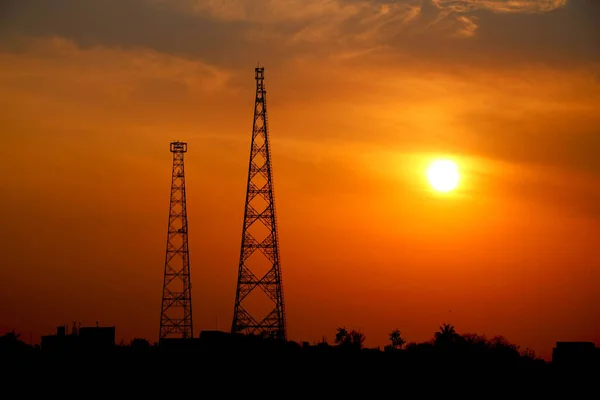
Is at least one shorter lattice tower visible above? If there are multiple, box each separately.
[231,66,286,340]
[159,141,193,341]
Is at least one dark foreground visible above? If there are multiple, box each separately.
[2,329,598,395]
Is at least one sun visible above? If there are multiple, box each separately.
[426,159,460,193]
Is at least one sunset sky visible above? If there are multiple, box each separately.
[1,0,599,359]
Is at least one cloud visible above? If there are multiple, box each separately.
[178,0,421,23]
[0,35,231,92]
[173,0,424,49]
[455,15,479,37]
[0,0,249,66]
[433,0,568,14]
[184,0,361,22]
[2,32,598,176]
[0,35,238,137]
[1,5,598,180]
[179,0,568,42]
[490,161,600,221]
[1,0,596,67]
[179,0,567,22]
[429,0,568,38]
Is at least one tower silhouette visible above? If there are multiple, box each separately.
[159,141,193,340]
[231,67,286,340]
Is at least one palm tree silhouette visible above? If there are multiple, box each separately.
[434,323,458,346]
[335,327,348,345]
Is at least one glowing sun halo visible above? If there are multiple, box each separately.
[426,159,460,193]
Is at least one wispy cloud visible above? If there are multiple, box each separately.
[429,0,568,37]
[1,35,231,93]
[1,0,590,66]
[455,15,479,37]
[0,35,237,134]
[186,0,361,23]
[166,0,570,44]
[179,0,568,22]
[433,0,568,14]
[163,0,423,47]
[178,0,421,23]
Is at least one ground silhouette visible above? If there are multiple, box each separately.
[2,323,597,392]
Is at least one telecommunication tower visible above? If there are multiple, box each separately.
[231,67,286,340]
[159,141,193,341]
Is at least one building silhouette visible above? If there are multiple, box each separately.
[552,341,599,368]
[41,323,115,352]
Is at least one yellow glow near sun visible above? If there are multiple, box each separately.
[426,159,460,193]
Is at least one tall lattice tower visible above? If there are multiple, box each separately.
[231,66,286,340]
[159,141,193,341]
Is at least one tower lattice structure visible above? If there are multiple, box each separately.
[159,141,193,341]
[231,67,286,340]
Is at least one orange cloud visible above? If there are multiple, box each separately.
[174,0,569,43]
[454,15,479,37]
[163,0,423,47]
[0,35,239,132]
[433,0,568,13]
[183,0,420,23]
[2,0,594,67]
[428,0,568,38]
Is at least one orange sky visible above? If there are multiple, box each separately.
[0,0,599,360]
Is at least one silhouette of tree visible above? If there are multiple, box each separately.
[334,327,365,350]
[130,338,150,350]
[2,330,20,341]
[0,330,30,353]
[461,333,489,352]
[335,327,348,345]
[488,335,520,359]
[462,333,486,344]
[434,323,460,347]
[349,330,365,349]
[255,330,277,340]
[521,347,536,360]
[388,329,406,350]
[404,342,418,350]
